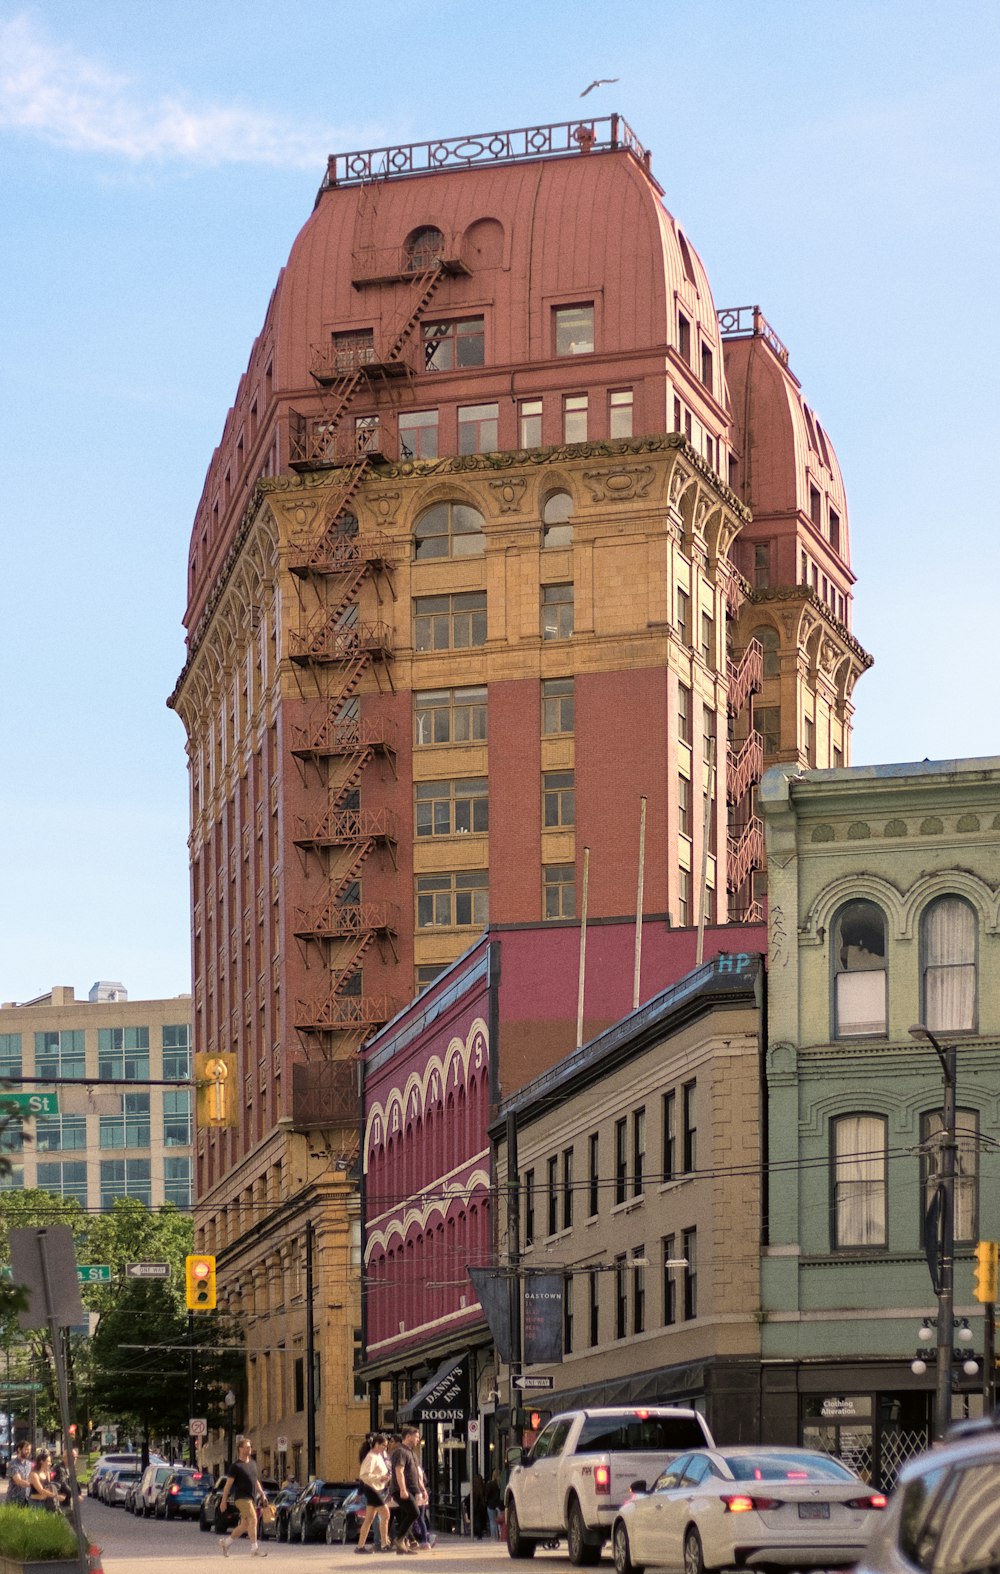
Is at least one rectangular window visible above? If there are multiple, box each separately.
[37,1161,87,1206]
[98,1026,150,1081]
[678,683,691,744]
[922,1109,978,1244]
[809,485,822,526]
[415,964,447,994]
[609,389,633,438]
[563,395,588,444]
[35,1030,85,1081]
[416,870,488,929]
[541,583,574,640]
[423,316,485,372]
[164,1155,193,1208]
[547,1154,559,1237]
[756,705,781,753]
[458,402,498,454]
[399,409,439,460]
[543,864,576,920]
[701,343,713,388]
[678,311,691,363]
[542,677,574,735]
[162,1024,192,1081]
[543,771,575,828]
[588,1132,599,1216]
[332,327,374,370]
[676,587,690,645]
[414,592,487,651]
[415,778,488,837]
[754,542,771,589]
[524,1168,535,1247]
[614,1116,627,1205]
[414,686,487,746]
[563,1274,574,1355]
[554,304,594,356]
[633,1247,646,1335]
[700,611,715,668]
[562,1147,574,1231]
[682,1081,697,1172]
[677,866,691,926]
[588,1270,599,1347]
[34,1115,87,1153]
[0,1034,22,1080]
[662,1091,676,1182]
[703,706,716,767]
[100,1158,151,1210]
[805,716,816,766]
[682,1228,697,1318]
[662,1234,677,1325]
[163,1089,193,1147]
[615,1254,627,1339]
[519,399,543,447]
[632,1108,645,1198]
[829,509,841,554]
[99,1093,151,1151]
[832,1114,887,1249]
[678,775,691,838]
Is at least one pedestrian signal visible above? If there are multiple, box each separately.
[973,1240,998,1304]
[185,1254,217,1311]
[195,1053,238,1128]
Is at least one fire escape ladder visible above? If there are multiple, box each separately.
[726,815,764,893]
[727,638,764,717]
[727,730,764,805]
[382,262,446,365]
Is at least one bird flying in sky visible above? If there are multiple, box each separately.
[580,78,619,97]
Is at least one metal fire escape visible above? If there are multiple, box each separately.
[721,560,765,922]
[288,243,464,1047]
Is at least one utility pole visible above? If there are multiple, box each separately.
[187,1312,196,1466]
[911,1024,957,1441]
[305,1218,316,1480]
[505,1112,521,1436]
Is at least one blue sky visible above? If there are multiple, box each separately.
[2,0,998,1001]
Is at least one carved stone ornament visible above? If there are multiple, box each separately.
[369,489,402,524]
[847,821,871,840]
[811,823,835,843]
[579,464,655,502]
[669,465,694,506]
[287,500,321,543]
[920,816,944,836]
[488,477,527,513]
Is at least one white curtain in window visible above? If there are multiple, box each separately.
[923,898,977,1031]
[836,971,887,1037]
[835,1114,886,1247]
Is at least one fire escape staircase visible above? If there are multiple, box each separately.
[725,638,765,919]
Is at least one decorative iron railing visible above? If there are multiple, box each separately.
[293,899,400,940]
[294,995,401,1032]
[288,620,393,666]
[288,412,396,469]
[322,115,649,189]
[290,717,398,760]
[717,306,790,368]
[291,1059,358,1130]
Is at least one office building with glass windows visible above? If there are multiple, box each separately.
[169,116,871,1477]
[0,982,193,1212]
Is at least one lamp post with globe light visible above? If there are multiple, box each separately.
[909,1024,957,1440]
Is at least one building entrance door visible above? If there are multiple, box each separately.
[802,1391,930,1492]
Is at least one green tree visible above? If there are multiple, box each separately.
[0,1189,88,1433]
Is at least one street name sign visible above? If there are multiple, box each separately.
[513,1375,554,1390]
[125,1263,170,1279]
[76,1265,112,1284]
[2,1093,59,1117]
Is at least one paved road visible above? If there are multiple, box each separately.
[81,1498,579,1571]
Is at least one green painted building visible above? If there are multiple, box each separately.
[759,756,1000,1487]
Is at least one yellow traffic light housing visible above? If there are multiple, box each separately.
[185,1254,217,1312]
[973,1240,998,1304]
[195,1053,238,1128]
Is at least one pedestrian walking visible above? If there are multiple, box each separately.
[27,1450,59,1510]
[218,1435,270,1558]
[485,1469,501,1539]
[355,1433,391,1554]
[6,1442,32,1506]
[389,1425,422,1554]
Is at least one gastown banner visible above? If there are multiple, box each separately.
[523,1273,564,1365]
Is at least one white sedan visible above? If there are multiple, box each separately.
[611,1446,886,1574]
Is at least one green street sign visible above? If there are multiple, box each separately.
[1,1382,42,1392]
[1,1093,59,1117]
[76,1265,111,1284]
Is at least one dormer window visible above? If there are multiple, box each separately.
[809,485,822,527]
[678,312,691,363]
[554,305,594,356]
[829,509,841,554]
[405,226,445,272]
[700,343,713,390]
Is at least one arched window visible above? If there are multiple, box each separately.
[750,624,780,679]
[542,491,574,549]
[921,896,977,1032]
[833,899,887,1037]
[405,226,444,272]
[832,1113,887,1248]
[414,501,484,560]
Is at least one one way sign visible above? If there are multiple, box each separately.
[125,1263,170,1279]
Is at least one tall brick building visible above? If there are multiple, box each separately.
[169,116,870,1474]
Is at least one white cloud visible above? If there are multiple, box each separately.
[0,13,345,168]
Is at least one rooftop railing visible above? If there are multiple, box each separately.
[717,306,790,368]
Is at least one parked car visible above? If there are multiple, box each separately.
[505,1406,716,1564]
[104,1462,142,1507]
[200,1473,279,1534]
[88,1454,143,1499]
[260,1486,300,1541]
[135,1463,173,1517]
[856,1417,1000,1574]
[610,1447,886,1574]
[288,1479,362,1544]
[154,1467,212,1520]
[324,1487,367,1545]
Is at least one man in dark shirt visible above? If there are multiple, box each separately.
[390,1426,422,1553]
[218,1436,269,1558]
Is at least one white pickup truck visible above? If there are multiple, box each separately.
[504,1405,715,1564]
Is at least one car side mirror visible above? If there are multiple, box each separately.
[629,1480,647,1495]
[506,1447,523,1468]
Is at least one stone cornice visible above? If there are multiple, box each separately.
[749,583,873,671]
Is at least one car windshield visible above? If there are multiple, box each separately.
[723,1453,856,1483]
[576,1416,708,1453]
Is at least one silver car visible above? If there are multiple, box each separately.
[856,1420,1000,1574]
[611,1446,886,1574]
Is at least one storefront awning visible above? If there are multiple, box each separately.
[398,1354,469,1423]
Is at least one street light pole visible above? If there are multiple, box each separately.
[910,1024,957,1441]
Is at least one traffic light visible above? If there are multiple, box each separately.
[973,1240,998,1304]
[185,1254,217,1312]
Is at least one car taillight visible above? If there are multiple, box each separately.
[594,1465,611,1495]
[192,1473,202,1481]
[170,1486,180,1495]
[848,1494,887,1510]
[722,1494,779,1513]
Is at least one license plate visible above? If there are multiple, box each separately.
[798,1503,830,1520]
